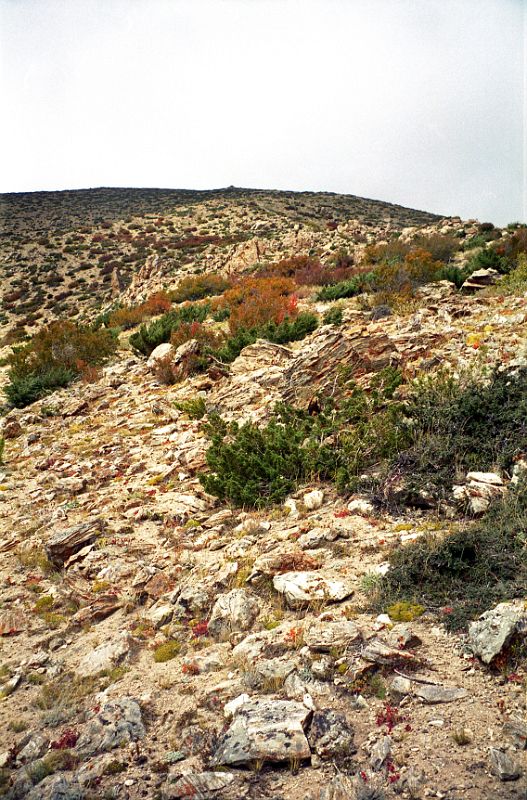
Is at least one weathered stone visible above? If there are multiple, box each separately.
[361,638,419,666]
[489,747,522,781]
[370,735,392,771]
[462,268,501,291]
[45,519,103,567]
[148,603,174,628]
[389,675,412,701]
[17,733,49,763]
[304,618,361,652]
[147,342,175,369]
[76,632,131,678]
[208,589,260,640]
[503,717,527,749]
[467,601,527,665]
[163,771,237,799]
[414,684,468,704]
[307,709,356,760]
[26,776,84,800]
[76,698,144,757]
[212,697,312,766]
[273,571,353,607]
[303,489,324,510]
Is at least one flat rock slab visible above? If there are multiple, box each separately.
[163,771,238,799]
[273,571,353,608]
[212,698,312,766]
[45,518,103,566]
[468,601,527,665]
[76,698,144,757]
[76,632,131,677]
[304,619,361,652]
[414,684,468,704]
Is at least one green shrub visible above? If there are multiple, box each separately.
[380,366,527,504]
[200,367,406,507]
[373,485,527,631]
[490,254,527,295]
[436,264,472,288]
[170,274,230,303]
[129,302,210,355]
[174,396,207,419]
[211,312,318,363]
[317,272,375,301]
[322,306,344,325]
[4,321,116,408]
[466,246,508,274]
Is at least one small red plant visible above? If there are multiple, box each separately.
[191,620,209,638]
[182,662,200,676]
[50,729,79,749]
[375,703,407,733]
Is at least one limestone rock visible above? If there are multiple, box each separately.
[462,268,501,291]
[273,571,353,608]
[162,771,238,799]
[304,618,361,652]
[414,684,468,704]
[452,471,505,515]
[467,601,527,665]
[303,489,324,510]
[489,748,522,781]
[212,697,312,766]
[76,633,131,677]
[208,589,260,641]
[26,776,84,800]
[76,698,145,757]
[147,342,175,369]
[307,709,356,760]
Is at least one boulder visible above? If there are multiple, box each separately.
[76,698,144,757]
[273,571,353,608]
[212,697,312,766]
[414,684,468,704]
[147,342,175,369]
[489,748,522,781]
[76,633,131,678]
[462,268,501,292]
[304,618,361,652]
[467,601,527,664]
[208,589,260,641]
[307,709,356,760]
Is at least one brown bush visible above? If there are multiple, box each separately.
[220,276,297,334]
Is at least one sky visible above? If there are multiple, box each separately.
[0,0,525,225]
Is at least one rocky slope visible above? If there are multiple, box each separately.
[0,190,526,800]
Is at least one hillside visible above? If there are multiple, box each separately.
[1,189,527,800]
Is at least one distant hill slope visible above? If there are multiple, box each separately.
[0,186,444,339]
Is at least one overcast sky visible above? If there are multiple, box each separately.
[1,0,525,225]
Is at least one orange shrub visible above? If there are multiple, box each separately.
[220,277,297,334]
[108,291,172,329]
[170,274,231,303]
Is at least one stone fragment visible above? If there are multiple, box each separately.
[303,489,324,510]
[212,697,312,766]
[147,342,175,369]
[45,519,103,567]
[462,268,501,291]
[26,776,84,800]
[2,419,23,439]
[304,618,361,652]
[148,603,174,628]
[389,675,412,701]
[76,698,145,757]
[76,633,131,678]
[361,638,419,666]
[453,471,505,515]
[489,748,522,781]
[467,601,527,665]
[163,772,237,799]
[347,498,374,515]
[208,589,260,640]
[414,684,468,704]
[370,736,392,771]
[503,717,527,749]
[273,571,353,608]
[307,709,356,760]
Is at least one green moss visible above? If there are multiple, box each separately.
[387,601,425,622]
[153,641,181,663]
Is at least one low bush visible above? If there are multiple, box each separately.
[4,321,117,408]
[372,485,527,631]
[379,366,527,505]
[489,254,527,295]
[200,367,406,507]
[211,312,318,363]
[170,274,231,303]
[317,272,376,301]
[129,302,210,355]
[219,277,297,334]
[108,291,172,330]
